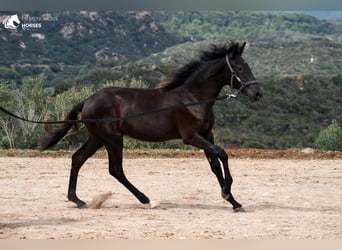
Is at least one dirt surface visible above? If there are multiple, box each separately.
[0,152,341,239]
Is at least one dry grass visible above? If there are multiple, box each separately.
[0,148,341,159]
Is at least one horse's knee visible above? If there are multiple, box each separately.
[215,147,228,162]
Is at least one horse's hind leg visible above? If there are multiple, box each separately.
[68,136,102,208]
[105,138,150,205]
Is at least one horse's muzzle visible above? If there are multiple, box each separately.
[244,86,263,102]
[254,90,263,101]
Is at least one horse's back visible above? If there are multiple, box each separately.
[80,87,184,141]
[82,87,167,115]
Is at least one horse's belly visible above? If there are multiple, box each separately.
[122,120,180,142]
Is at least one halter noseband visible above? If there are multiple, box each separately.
[225,54,258,97]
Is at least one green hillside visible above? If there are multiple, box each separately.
[154,11,342,41]
[0,11,185,86]
[0,11,341,150]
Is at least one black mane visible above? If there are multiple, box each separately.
[158,41,239,91]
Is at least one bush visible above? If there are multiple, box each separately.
[315,120,342,151]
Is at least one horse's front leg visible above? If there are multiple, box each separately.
[214,146,244,211]
[205,151,224,187]
[183,133,243,211]
[203,132,225,188]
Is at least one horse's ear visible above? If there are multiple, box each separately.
[239,42,246,55]
[230,42,240,58]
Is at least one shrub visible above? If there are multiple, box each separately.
[315,120,342,151]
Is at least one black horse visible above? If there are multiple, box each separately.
[39,41,262,211]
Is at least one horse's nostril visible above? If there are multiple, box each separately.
[256,91,263,99]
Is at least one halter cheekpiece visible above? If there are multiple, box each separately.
[225,54,258,97]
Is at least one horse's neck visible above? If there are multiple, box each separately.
[185,78,225,101]
[184,60,227,100]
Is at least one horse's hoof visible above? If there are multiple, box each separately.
[143,200,159,209]
[233,206,245,212]
[149,200,159,209]
[78,203,88,209]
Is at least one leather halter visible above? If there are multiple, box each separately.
[225,54,258,97]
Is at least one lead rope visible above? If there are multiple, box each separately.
[0,54,253,125]
[0,92,237,125]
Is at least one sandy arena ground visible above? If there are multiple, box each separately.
[0,154,341,239]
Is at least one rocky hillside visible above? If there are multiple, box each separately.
[0,11,341,87]
[0,11,186,66]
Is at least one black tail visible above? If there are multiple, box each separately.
[38,102,84,150]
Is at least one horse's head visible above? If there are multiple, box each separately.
[226,42,262,102]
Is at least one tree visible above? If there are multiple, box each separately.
[0,75,49,148]
[315,120,342,151]
[52,86,94,121]
[0,80,16,148]
[14,76,50,147]
[43,85,95,149]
